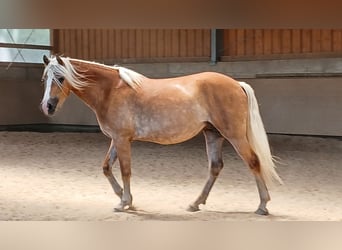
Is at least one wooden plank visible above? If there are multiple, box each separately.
[291,29,301,54]
[70,30,77,58]
[73,29,79,58]
[69,29,77,58]
[179,29,187,57]
[58,30,65,55]
[164,30,172,57]
[95,29,102,59]
[150,29,157,57]
[263,29,272,55]
[245,29,255,56]
[88,29,96,60]
[236,29,245,56]
[76,29,82,58]
[301,29,312,53]
[281,29,291,54]
[59,30,65,55]
[203,29,211,57]
[114,29,122,58]
[135,29,143,58]
[142,29,150,58]
[157,29,164,57]
[222,30,228,56]
[187,29,196,56]
[82,29,89,59]
[223,29,232,56]
[254,29,263,55]
[195,29,203,57]
[311,29,321,52]
[108,29,114,59]
[272,29,281,54]
[63,30,71,57]
[172,29,180,57]
[128,29,136,58]
[321,29,332,52]
[332,29,342,52]
[52,29,59,55]
[101,29,108,60]
[121,29,129,58]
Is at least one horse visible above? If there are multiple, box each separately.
[40,55,282,215]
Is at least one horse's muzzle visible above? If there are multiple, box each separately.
[42,97,59,116]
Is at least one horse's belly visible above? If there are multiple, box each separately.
[133,109,206,145]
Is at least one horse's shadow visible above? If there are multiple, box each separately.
[122,207,297,221]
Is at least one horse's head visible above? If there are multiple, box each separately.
[40,55,71,116]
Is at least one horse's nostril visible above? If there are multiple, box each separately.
[46,97,58,113]
[47,102,53,110]
[46,98,58,115]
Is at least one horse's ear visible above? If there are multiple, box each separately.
[43,55,50,65]
[56,55,64,66]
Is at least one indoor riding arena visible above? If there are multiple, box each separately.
[1,29,342,221]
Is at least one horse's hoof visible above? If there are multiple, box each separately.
[114,202,134,212]
[187,204,200,212]
[127,205,136,211]
[255,208,269,216]
[114,206,126,212]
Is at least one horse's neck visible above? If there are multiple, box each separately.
[70,62,119,112]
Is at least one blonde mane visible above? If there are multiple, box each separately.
[43,56,145,90]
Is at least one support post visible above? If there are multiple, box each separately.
[210,28,217,65]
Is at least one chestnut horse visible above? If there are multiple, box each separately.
[40,55,282,215]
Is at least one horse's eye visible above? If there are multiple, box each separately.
[57,77,64,83]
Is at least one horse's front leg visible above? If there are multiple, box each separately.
[113,139,133,212]
[102,140,123,200]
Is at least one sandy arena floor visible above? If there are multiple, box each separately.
[0,131,341,221]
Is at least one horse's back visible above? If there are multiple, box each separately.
[143,71,241,97]
[191,71,241,90]
[141,71,247,120]
[174,71,239,87]
[183,72,247,106]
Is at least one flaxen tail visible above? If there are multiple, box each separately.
[239,81,283,186]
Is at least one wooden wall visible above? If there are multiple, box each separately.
[53,29,342,62]
[222,29,342,59]
[53,29,211,62]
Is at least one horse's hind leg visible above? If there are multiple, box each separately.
[229,137,271,215]
[113,139,133,212]
[188,128,224,212]
[102,140,123,199]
